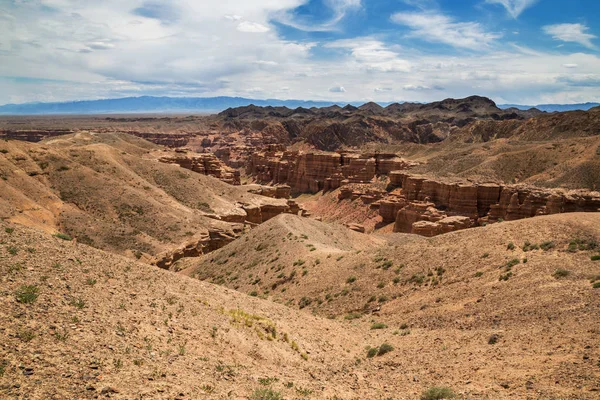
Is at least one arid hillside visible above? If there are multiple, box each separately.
[0,132,291,261]
[2,213,600,399]
[182,212,600,399]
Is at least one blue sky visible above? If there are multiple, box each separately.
[0,0,599,105]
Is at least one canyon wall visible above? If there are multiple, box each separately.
[385,172,600,235]
[159,153,241,185]
[246,150,415,194]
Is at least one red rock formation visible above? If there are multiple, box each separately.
[0,129,74,142]
[247,185,291,199]
[247,150,415,194]
[154,227,242,270]
[387,173,600,235]
[159,153,240,185]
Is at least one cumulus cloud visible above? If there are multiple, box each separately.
[563,63,578,68]
[391,12,501,49]
[237,21,270,33]
[329,86,346,93]
[485,0,538,18]
[1,0,600,105]
[326,39,411,72]
[543,23,597,49]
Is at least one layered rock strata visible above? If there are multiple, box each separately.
[159,153,241,185]
[246,150,415,194]
[386,172,600,235]
[154,227,242,270]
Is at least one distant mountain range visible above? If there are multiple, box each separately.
[500,102,600,112]
[0,96,597,115]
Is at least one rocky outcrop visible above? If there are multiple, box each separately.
[159,153,240,185]
[387,173,600,235]
[126,132,191,147]
[247,185,291,199]
[247,150,415,194]
[154,227,242,270]
[0,129,74,142]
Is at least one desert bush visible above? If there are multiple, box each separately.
[377,343,394,356]
[16,285,39,303]
[251,388,282,400]
[591,255,600,261]
[488,334,500,345]
[53,232,72,241]
[507,242,515,250]
[421,386,456,400]
[540,241,555,251]
[298,297,312,309]
[371,322,387,330]
[499,272,513,281]
[552,269,571,279]
[345,313,362,320]
[5,227,14,234]
[346,276,357,284]
[17,328,36,342]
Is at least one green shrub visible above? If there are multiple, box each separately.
[250,388,283,400]
[507,242,515,250]
[593,282,600,289]
[298,297,312,309]
[377,343,394,356]
[53,232,73,241]
[420,386,456,400]
[366,347,378,358]
[16,285,39,304]
[499,272,513,281]
[346,276,357,284]
[5,227,14,234]
[552,269,571,279]
[474,271,484,277]
[345,313,362,320]
[591,255,600,261]
[540,241,555,251]
[371,322,387,330]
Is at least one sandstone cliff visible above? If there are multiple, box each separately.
[246,150,415,194]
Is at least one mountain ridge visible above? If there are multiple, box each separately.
[1,95,598,115]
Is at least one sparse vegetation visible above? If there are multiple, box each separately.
[552,269,571,279]
[53,232,73,241]
[250,388,283,400]
[366,343,394,358]
[15,285,39,304]
[540,241,555,251]
[420,386,456,400]
[371,322,387,330]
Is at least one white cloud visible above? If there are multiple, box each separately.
[543,23,597,49]
[563,63,578,68]
[275,0,361,32]
[1,0,600,106]
[326,39,411,72]
[237,21,270,33]
[403,84,444,91]
[391,12,501,49]
[485,0,538,18]
[224,15,242,21]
